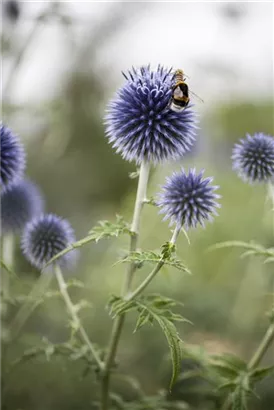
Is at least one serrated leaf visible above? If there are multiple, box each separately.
[115,250,190,273]
[88,215,132,241]
[45,215,131,267]
[211,353,247,372]
[218,381,238,392]
[133,308,153,332]
[249,366,274,382]
[209,241,274,264]
[134,299,184,389]
[211,363,239,379]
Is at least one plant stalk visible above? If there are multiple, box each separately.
[101,161,150,410]
[126,225,181,302]
[248,322,274,370]
[9,273,53,341]
[1,235,14,301]
[54,265,103,371]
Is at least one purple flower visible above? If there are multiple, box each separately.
[157,168,220,229]
[105,65,197,164]
[232,133,274,183]
[1,124,26,192]
[21,214,77,270]
[1,179,44,234]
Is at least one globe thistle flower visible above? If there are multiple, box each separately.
[1,124,26,192]
[232,133,274,183]
[1,179,44,234]
[157,168,220,229]
[105,65,197,164]
[21,214,77,270]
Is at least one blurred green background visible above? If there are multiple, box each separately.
[2,1,274,409]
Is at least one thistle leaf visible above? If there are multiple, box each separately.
[249,365,274,382]
[45,215,131,266]
[115,250,190,273]
[209,241,274,263]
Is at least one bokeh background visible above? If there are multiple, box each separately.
[2,1,274,409]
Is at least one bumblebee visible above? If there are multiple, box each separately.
[169,69,190,112]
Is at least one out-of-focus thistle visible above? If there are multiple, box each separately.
[21,214,77,270]
[157,168,221,229]
[4,0,20,22]
[0,124,26,192]
[105,65,197,164]
[1,179,44,234]
[232,133,274,183]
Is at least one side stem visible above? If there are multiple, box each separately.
[101,161,150,410]
[54,265,103,371]
[126,225,181,301]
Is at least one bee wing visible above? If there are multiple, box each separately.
[189,90,204,103]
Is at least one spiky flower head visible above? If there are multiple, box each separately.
[21,214,77,270]
[1,124,26,192]
[105,65,197,164]
[1,179,44,234]
[157,168,220,229]
[232,133,274,183]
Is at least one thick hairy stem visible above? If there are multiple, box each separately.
[101,161,150,410]
[54,265,103,371]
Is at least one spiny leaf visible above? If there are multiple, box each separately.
[134,299,185,389]
[44,215,131,267]
[87,215,132,241]
[249,365,274,382]
[115,250,190,273]
[209,241,274,263]
[210,363,239,380]
[211,353,247,372]
[108,294,188,389]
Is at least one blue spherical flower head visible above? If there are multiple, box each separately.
[1,179,44,234]
[232,133,274,183]
[21,214,77,270]
[157,168,220,229]
[1,124,26,192]
[105,65,197,164]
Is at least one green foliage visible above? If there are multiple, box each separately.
[209,241,274,264]
[45,215,131,267]
[1,260,17,278]
[108,393,189,410]
[115,243,190,274]
[8,338,98,373]
[211,353,274,410]
[109,293,189,390]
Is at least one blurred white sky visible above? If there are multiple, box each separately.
[3,1,274,107]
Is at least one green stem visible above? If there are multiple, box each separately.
[1,235,14,301]
[101,161,150,410]
[9,273,53,341]
[248,322,274,370]
[126,225,181,302]
[54,265,103,371]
